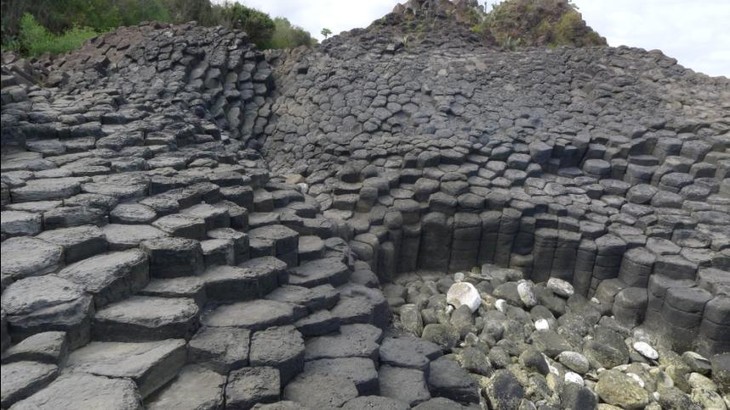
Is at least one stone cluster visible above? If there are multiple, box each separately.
[388,268,728,408]
[1,4,729,409]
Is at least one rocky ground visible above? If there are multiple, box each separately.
[1,1,729,409]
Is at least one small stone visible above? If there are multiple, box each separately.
[547,278,574,297]
[517,281,538,308]
[565,371,584,386]
[632,341,659,360]
[595,369,649,410]
[557,351,590,375]
[421,324,460,351]
[535,318,550,331]
[446,282,481,313]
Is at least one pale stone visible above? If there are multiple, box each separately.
[632,341,659,360]
[517,280,537,308]
[547,277,575,297]
[535,318,550,331]
[446,282,481,313]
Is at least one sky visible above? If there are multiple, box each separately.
[233,0,729,77]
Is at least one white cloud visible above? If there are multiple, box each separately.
[223,0,729,77]
[573,0,730,77]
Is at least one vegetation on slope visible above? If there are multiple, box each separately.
[475,0,606,48]
[384,0,606,50]
[1,0,315,56]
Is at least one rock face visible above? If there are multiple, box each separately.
[1,2,729,409]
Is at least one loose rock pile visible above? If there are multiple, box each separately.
[388,268,729,408]
[1,2,729,409]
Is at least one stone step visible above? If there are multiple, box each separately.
[188,326,251,374]
[288,258,351,288]
[249,325,305,386]
[304,324,383,362]
[200,264,276,303]
[8,372,143,409]
[266,284,340,313]
[92,296,200,342]
[138,277,207,307]
[57,249,149,309]
[140,237,204,278]
[201,299,306,331]
[303,357,379,395]
[2,275,93,349]
[35,225,108,264]
[65,339,186,398]
[248,224,299,267]
[298,235,326,262]
[145,364,226,409]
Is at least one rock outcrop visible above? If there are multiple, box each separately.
[1,1,729,408]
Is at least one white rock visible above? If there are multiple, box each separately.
[517,280,537,308]
[453,272,466,282]
[632,341,659,360]
[547,277,574,297]
[535,318,550,330]
[446,282,481,313]
[565,372,584,386]
[628,372,645,388]
[495,299,508,313]
[296,183,309,194]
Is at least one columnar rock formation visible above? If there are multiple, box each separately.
[1,3,729,409]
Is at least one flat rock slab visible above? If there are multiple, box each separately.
[57,249,148,308]
[304,357,379,395]
[250,325,305,386]
[1,331,68,364]
[1,275,93,348]
[0,210,42,237]
[288,258,350,288]
[9,372,143,410]
[140,237,204,278]
[305,324,382,361]
[266,284,340,312]
[283,373,359,409]
[202,299,303,331]
[0,361,58,408]
[188,326,250,374]
[93,296,200,342]
[36,225,108,263]
[1,237,63,280]
[201,265,268,303]
[11,177,82,202]
[145,364,225,410]
[226,366,280,409]
[102,224,168,251]
[342,396,410,410]
[139,277,206,306]
[427,357,480,404]
[380,336,442,371]
[238,256,289,290]
[378,365,431,407]
[66,339,186,398]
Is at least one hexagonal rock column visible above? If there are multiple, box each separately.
[1,276,93,348]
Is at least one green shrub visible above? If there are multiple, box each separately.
[19,13,97,56]
[265,17,315,49]
[218,2,275,47]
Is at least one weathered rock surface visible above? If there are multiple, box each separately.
[2,1,729,408]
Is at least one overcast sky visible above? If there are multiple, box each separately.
[234,0,729,77]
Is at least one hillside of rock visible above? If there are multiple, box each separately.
[1,1,729,409]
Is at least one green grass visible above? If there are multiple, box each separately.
[19,13,97,57]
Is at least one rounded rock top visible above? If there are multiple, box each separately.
[446,282,481,313]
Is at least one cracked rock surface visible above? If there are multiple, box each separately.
[1,1,729,408]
